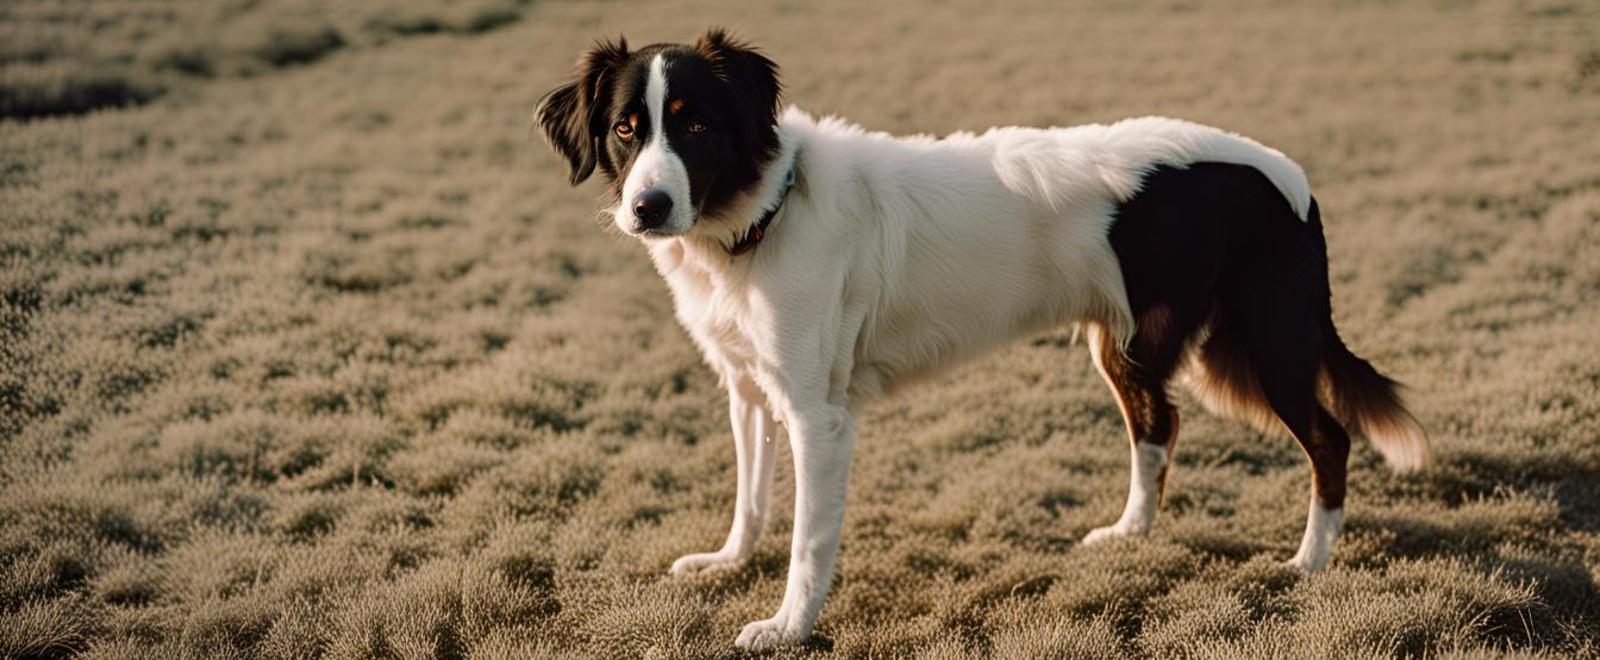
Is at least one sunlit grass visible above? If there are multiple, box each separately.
[3,0,1599,657]
[0,0,531,119]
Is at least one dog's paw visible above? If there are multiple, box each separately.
[1080,522,1142,546]
[735,615,804,650]
[669,550,744,576]
[1281,553,1328,573]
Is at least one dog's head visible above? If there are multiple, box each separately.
[534,29,782,238]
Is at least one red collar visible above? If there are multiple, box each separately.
[727,163,797,256]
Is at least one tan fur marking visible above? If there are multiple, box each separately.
[1089,322,1181,499]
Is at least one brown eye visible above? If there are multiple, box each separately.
[614,122,634,140]
[687,120,707,134]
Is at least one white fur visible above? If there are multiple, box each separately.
[649,107,1310,648]
[1082,442,1168,544]
[618,55,695,235]
[1287,501,1343,572]
[670,378,782,574]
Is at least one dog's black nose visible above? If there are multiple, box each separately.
[632,189,674,230]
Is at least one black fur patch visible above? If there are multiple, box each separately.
[1107,161,1424,509]
[1107,163,1351,509]
[534,38,630,185]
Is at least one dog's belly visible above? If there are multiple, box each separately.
[858,303,1064,396]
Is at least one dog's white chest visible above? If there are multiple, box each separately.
[650,242,762,378]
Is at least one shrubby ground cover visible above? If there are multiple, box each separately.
[2,0,1598,657]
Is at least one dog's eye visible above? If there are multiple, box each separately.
[614,122,634,140]
[687,120,708,135]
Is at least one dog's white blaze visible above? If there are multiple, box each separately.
[618,55,694,235]
[1288,501,1343,572]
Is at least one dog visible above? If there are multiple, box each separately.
[533,29,1428,649]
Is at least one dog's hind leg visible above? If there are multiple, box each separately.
[1085,164,1240,545]
[1231,278,1351,572]
[1081,314,1186,545]
[1284,409,1351,571]
[671,377,782,575]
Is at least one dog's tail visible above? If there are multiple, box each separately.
[1310,203,1430,472]
[1319,333,1429,471]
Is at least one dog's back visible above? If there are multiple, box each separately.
[774,111,1328,400]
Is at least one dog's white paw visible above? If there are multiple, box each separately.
[735,615,804,650]
[669,550,744,575]
[1282,553,1328,573]
[1080,522,1143,546]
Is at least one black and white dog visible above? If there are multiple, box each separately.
[534,30,1427,649]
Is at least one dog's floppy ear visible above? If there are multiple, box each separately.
[534,37,630,185]
[696,29,781,137]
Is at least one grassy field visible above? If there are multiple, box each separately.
[3,0,1600,657]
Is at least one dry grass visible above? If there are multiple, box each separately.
[3,0,1600,657]
[0,0,530,118]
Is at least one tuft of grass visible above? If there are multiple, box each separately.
[366,1,527,37]
[987,611,1128,660]
[0,62,164,119]
[1,596,98,659]
[143,38,218,78]
[389,438,505,496]
[246,20,346,69]
[90,558,163,607]
[173,596,279,658]
[1282,559,1545,656]
[326,560,467,659]
[1576,49,1600,82]
[0,0,528,120]
[459,2,523,34]
[369,10,448,37]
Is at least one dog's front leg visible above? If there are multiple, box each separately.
[671,378,781,574]
[735,400,855,650]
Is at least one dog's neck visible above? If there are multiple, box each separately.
[680,121,803,260]
[726,160,797,256]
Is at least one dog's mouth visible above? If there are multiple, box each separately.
[634,226,686,239]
